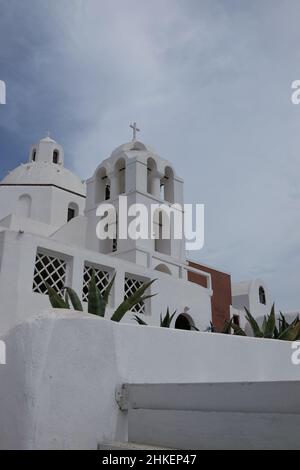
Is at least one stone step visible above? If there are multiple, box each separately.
[98,442,175,450]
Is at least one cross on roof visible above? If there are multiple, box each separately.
[130,122,140,142]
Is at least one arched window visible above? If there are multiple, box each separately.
[147,158,157,195]
[115,158,126,195]
[67,202,79,222]
[95,167,110,203]
[17,194,32,218]
[175,314,194,331]
[154,210,171,255]
[32,149,37,162]
[53,150,59,164]
[154,264,172,275]
[259,286,266,305]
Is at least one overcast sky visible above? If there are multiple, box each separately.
[0,0,300,310]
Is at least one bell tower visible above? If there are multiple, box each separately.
[85,125,186,276]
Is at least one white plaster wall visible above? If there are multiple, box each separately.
[0,311,299,449]
[0,229,212,334]
[232,279,273,320]
[249,279,273,318]
[0,186,85,232]
[0,186,53,224]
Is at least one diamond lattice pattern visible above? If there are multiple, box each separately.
[82,265,110,302]
[33,252,67,295]
[124,277,146,314]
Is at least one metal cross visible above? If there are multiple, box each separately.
[130,122,140,142]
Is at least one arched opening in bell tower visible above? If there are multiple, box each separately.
[164,166,174,203]
[95,167,110,203]
[115,158,126,195]
[147,157,157,196]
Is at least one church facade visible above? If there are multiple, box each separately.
[0,133,273,334]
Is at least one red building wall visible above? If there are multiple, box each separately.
[188,261,232,332]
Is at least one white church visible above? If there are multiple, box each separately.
[0,130,299,450]
[0,131,273,333]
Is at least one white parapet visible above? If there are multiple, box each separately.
[0,310,300,449]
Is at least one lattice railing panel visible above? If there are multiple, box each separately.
[124,277,146,314]
[82,265,110,302]
[33,252,67,295]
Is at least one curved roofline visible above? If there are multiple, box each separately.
[0,161,86,196]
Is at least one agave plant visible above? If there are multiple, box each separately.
[229,305,300,341]
[133,307,177,328]
[111,280,156,323]
[132,314,148,326]
[160,308,176,328]
[46,273,156,323]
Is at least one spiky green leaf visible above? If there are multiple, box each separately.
[264,304,276,338]
[46,283,69,309]
[160,308,176,328]
[133,315,148,325]
[278,321,300,341]
[102,273,116,305]
[244,307,263,338]
[64,287,83,312]
[64,289,70,309]
[111,279,156,322]
[88,270,106,317]
[231,322,247,336]
[222,319,233,335]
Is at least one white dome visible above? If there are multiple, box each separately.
[111,141,156,159]
[1,162,86,196]
[39,136,57,144]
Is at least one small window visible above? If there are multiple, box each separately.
[32,149,36,162]
[68,208,75,222]
[259,286,266,305]
[67,203,79,222]
[53,150,59,164]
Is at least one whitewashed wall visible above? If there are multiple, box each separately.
[0,310,299,449]
[0,229,212,334]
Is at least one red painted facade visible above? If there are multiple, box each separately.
[188,261,232,332]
